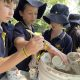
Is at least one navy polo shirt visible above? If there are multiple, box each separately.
[0,23,14,78]
[43,29,73,54]
[0,25,7,78]
[2,23,14,55]
[13,22,34,41]
[13,22,34,71]
[0,27,5,57]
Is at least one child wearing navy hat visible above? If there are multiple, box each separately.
[12,0,47,71]
[12,1,68,72]
[43,4,73,54]
[67,14,80,51]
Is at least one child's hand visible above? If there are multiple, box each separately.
[25,36,44,56]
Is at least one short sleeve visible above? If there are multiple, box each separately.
[13,23,25,40]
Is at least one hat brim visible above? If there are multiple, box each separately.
[27,0,47,19]
[64,23,70,28]
[69,20,80,25]
[13,0,47,21]
[37,3,47,19]
[43,13,69,26]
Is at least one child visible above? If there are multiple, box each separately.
[13,0,68,72]
[43,4,73,54]
[0,0,44,77]
[13,0,47,71]
[67,14,80,51]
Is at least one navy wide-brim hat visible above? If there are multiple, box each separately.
[50,4,69,17]
[49,4,70,28]
[43,13,69,26]
[69,14,80,25]
[13,0,47,21]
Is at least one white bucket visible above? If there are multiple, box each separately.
[38,57,80,80]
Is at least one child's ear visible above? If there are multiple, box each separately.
[19,10,23,17]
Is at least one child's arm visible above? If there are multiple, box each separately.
[26,30,68,64]
[14,37,29,51]
[0,36,44,73]
[44,40,68,64]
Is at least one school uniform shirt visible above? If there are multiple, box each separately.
[13,22,34,71]
[0,24,9,79]
[0,23,16,79]
[43,29,73,54]
[0,26,5,58]
[2,23,15,55]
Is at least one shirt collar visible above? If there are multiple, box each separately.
[0,25,3,33]
[58,31,66,40]
[20,21,35,32]
[50,29,66,40]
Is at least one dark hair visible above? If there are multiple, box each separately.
[19,3,31,12]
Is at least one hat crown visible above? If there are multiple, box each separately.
[50,4,69,17]
[43,13,69,25]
